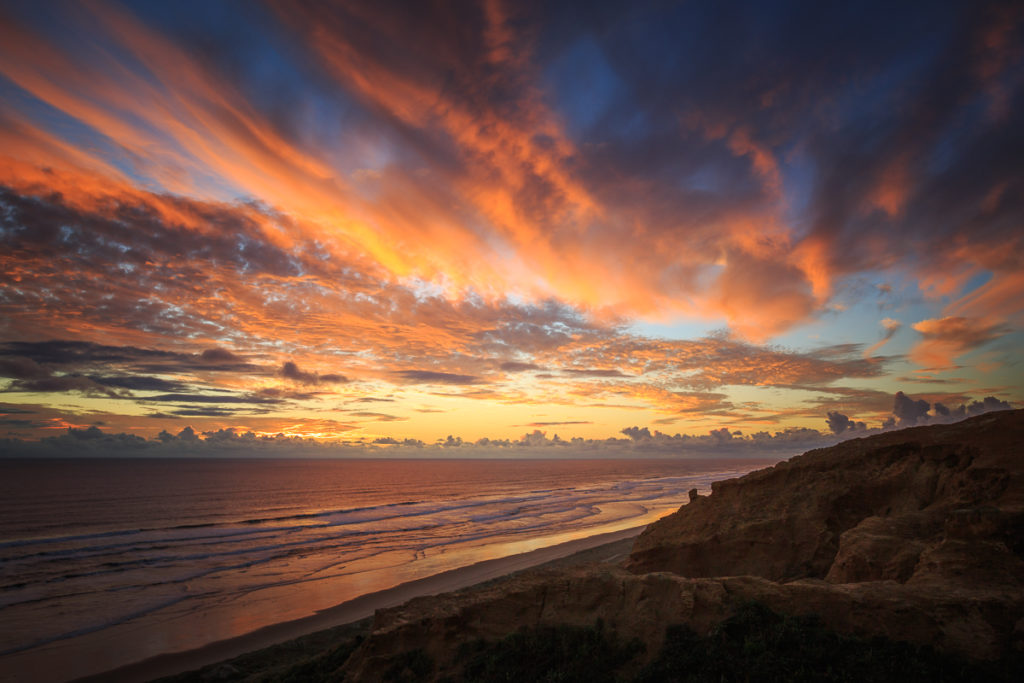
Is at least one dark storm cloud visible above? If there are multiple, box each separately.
[281,362,318,384]
[893,391,933,426]
[886,391,1013,427]
[0,340,256,375]
[90,375,191,392]
[5,375,122,398]
[0,356,51,379]
[0,403,49,431]
[825,411,866,435]
[966,396,1012,414]
[499,361,543,372]
[184,348,259,373]
[280,361,348,385]
[562,368,628,378]
[394,370,480,385]
[0,339,275,406]
[140,393,283,405]
[200,348,242,363]
[133,355,260,374]
[169,408,239,417]
[253,387,321,401]
[0,340,177,366]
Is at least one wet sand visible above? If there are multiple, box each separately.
[71,526,643,683]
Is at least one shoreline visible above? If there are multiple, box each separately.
[71,526,645,683]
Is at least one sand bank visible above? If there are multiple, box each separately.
[70,526,643,683]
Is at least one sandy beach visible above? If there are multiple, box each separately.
[70,526,643,683]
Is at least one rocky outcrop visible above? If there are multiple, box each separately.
[628,410,1024,587]
[338,410,1024,680]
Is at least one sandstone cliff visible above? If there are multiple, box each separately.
[628,409,1024,587]
[338,410,1024,681]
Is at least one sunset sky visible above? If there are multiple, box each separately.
[1,0,1021,456]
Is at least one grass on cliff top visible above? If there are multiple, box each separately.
[453,620,643,682]
[155,619,369,683]
[445,602,1022,683]
[159,603,1023,682]
[635,602,1022,683]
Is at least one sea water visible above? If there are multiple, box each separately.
[0,457,775,681]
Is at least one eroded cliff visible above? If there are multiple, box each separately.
[628,410,1024,587]
[338,410,1024,681]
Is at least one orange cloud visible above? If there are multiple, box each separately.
[0,176,894,443]
[910,316,1008,370]
[0,0,850,341]
[2,0,1020,445]
[715,246,818,341]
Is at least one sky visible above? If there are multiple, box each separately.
[0,0,1021,457]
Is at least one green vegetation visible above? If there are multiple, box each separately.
[448,604,1023,683]
[266,635,363,683]
[454,620,643,682]
[155,619,371,683]
[380,648,436,682]
[161,605,1023,682]
[636,602,1023,683]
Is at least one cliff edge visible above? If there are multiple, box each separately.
[338,410,1024,681]
[628,409,1024,587]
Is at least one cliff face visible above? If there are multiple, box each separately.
[339,411,1024,680]
[628,410,1024,587]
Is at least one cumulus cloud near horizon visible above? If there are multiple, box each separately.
[2,391,1014,460]
[825,390,1013,434]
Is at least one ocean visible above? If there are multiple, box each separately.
[0,457,776,682]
